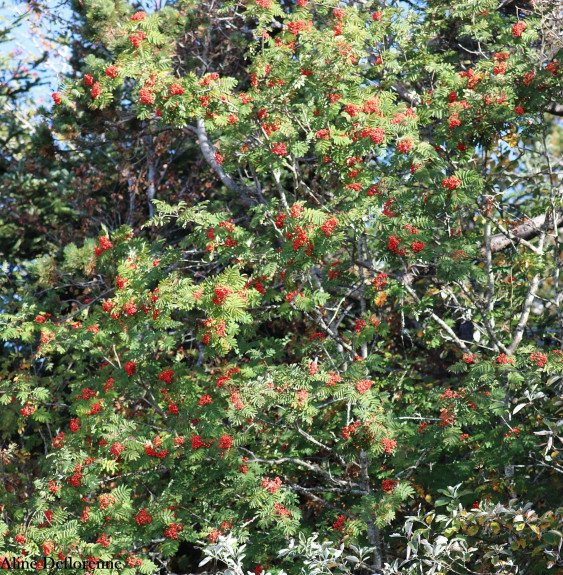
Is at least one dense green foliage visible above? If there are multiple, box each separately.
[0,0,562,573]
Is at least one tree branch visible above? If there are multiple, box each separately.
[546,102,563,117]
[402,282,471,353]
[190,119,254,207]
[507,273,541,354]
[143,135,157,219]
[485,211,563,255]
[239,451,355,488]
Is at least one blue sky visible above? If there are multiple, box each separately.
[1,0,72,107]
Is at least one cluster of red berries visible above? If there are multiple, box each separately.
[129,30,146,47]
[67,463,84,487]
[136,509,152,525]
[372,272,388,290]
[169,83,184,96]
[122,300,137,316]
[512,21,526,37]
[20,404,36,417]
[529,351,547,367]
[332,514,346,530]
[287,20,311,36]
[199,73,220,87]
[342,420,361,439]
[505,426,521,439]
[442,176,462,190]
[216,366,240,387]
[326,371,343,387]
[213,286,232,305]
[321,216,338,236]
[388,236,406,256]
[199,394,212,406]
[144,445,168,458]
[52,432,65,448]
[159,369,174,384]
[95,235,113,256]
[105,65,119,78]
[96,533,111,548]
[296,389,309,406]
[381,438,397,453]
[356,379,373,395]
[273,503,291,517]
[229,389,245,410]
[218,434,233,449]
[388,236,426,256]
[139,88,154,105]
[271,142,288,156]
[418,421,430,433]
[397,138,413,153]
[98,494,116,510]
[360,127,385,143]
[190,435,213,450]
[127,556,143,568]
[496,353,514,365]
[354,319,366,333]
[382,198,397,217]
[164,523,183,539]
[110,443,125,458]
[262,476,282,494]
[382,479,398,492]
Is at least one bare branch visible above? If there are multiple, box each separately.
[287,484,357,518]
[143,135,158,219]
[546,101,563,117]
[402,282,471,353]
[485,211,563,255]
[239,451,354,488]
[191,119,254,207]
[507,274,541,354]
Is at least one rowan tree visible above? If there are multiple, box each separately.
[1,0,562,574]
